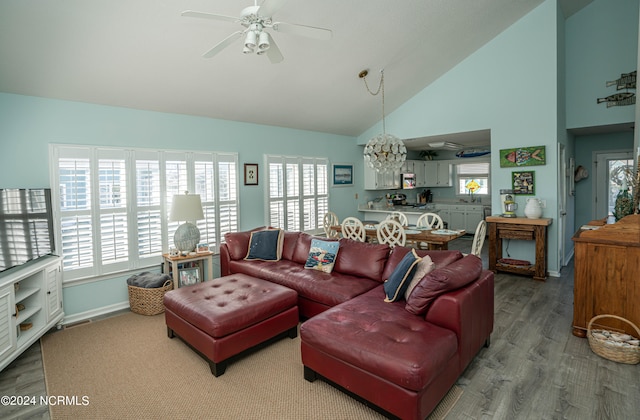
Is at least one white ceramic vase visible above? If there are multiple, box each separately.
[524,198,542,219]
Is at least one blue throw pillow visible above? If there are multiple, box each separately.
[304,239,340,273]
[244,229,283,261]
[383,248,421,302]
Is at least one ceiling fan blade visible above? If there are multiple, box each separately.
[271,21,332,41]
[265,34,284,64]
[203,31,244,58]
[181,10,239,24]
[259,0,289,18]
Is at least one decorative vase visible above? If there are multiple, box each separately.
[524,198,542,219]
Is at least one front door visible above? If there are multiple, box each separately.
[594,150,634,220]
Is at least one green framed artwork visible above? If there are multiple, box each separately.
[499,146,546,167]
[512,171,535,195]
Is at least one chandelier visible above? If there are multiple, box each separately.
[360,69,406,173]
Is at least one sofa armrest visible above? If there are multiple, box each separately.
[425,270,494,371]
[219,243,232,276]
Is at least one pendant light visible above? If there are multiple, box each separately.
[360,69,406,173]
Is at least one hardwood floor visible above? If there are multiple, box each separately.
[1,237,638,419]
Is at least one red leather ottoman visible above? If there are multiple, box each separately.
[164,274,298,376]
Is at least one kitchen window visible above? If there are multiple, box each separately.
[456,161,490,197]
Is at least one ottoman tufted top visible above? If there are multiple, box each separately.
[164,274,298,338]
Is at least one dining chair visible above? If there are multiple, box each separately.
[413,212,444,249]
[386,212,409,227]
[376,219,406,248]
[341,217,366,242]
[416,212,444,230]
[323,211,340,238]
[470,220,487,256]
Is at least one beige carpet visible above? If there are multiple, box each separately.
[41,312,461,420]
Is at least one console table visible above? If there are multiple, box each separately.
[486,216,552,281]
[571,214,640,338]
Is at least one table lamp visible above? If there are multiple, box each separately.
[170,192,204,253]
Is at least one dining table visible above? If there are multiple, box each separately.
[331,224,466,250]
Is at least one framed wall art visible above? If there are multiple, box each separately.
[332,164,353,187]
[500,146,546,167]
[244,163,258,186]
[512,171,535,195]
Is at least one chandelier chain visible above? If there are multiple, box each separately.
[361,70,387,134]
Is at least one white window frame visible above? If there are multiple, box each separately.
[455,159,491,198]
[50,144,239,283]
[265,155,329,234]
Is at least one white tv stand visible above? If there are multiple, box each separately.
[0,255,63,372]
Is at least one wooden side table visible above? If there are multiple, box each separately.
[486,216,552,281]
[163,252,214,289]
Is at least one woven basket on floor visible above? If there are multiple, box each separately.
[587,314,640,365]
[128,280,173,316]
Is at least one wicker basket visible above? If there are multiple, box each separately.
[128,280,173,316]
[587,314,640,364]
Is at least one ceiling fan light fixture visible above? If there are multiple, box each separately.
[244,30,257,49]
[258,31,270,51]
[243,45,254,54]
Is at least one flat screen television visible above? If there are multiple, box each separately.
[0,188,55,273]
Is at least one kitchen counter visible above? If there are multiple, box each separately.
[358,204,438,214]
[359,202,490,233]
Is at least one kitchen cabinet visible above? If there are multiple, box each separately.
[449,204,484,232]
[364,162,400,190]
[433,204,484,231]
[435,204,451,226]
[424,161,451,187]
[401,160,426,187]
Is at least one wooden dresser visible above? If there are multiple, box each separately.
[571,214,640,338]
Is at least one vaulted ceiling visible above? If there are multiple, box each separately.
[0,0,592,138]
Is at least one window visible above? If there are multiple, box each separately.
[456,161,490,197]
[266,155,328,233]
[51,145,238,282]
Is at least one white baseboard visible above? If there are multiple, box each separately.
[61,301,131,326]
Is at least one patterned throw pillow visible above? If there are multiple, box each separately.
[244,229,284,261]
[304,239,340,273]
[383,248,422,302]
[405,255,435,300]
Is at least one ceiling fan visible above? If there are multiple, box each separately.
[182,0,332,64]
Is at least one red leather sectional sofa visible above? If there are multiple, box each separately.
[220,229,494,419]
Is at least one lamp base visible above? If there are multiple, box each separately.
[174,222,201,253]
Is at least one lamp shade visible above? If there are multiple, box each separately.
[170,193,204,222]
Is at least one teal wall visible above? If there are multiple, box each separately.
[566,0,638,130]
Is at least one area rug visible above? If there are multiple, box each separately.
[41,312,462,419]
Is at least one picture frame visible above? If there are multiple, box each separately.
[244,163,259,186]
[196,243,209,253]
[512,171,535,195]
[499,146,546,167]
[179,268,200,287]
[332,164,353,187]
